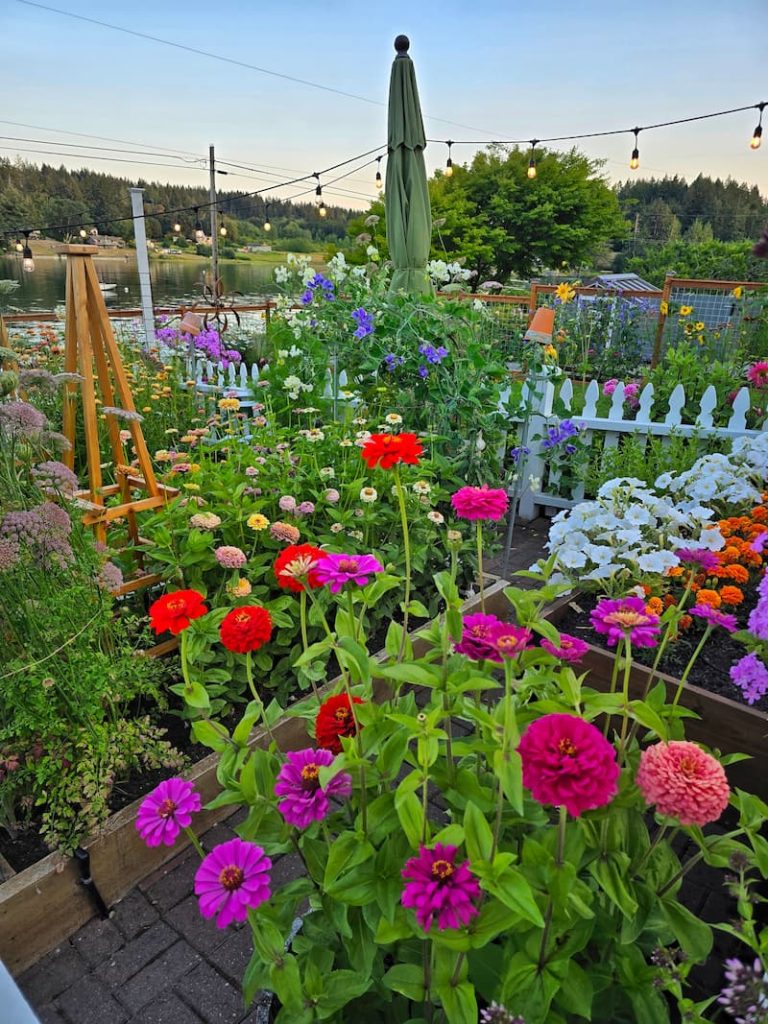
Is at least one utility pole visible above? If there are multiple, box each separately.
[129,187,156,352]
[208,144,220,293]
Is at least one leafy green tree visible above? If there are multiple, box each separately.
[626,239,768,286]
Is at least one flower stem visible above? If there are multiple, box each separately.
[346,588,359,645]
[603,636,625,739]
[423,942,433,1023]
[537,806,567,972]
[671,626,712,708]
[476,521,485,613]
[298,589,320,704]
[183,825,205,860]
[394,467,412,662]
[341,673,367,836]
[245,650,277,746]
[616,636,633,763]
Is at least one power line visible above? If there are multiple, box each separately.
[0,119,204,160]
[0,145,209,174]
[0,135,206,164]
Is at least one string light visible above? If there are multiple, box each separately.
[21,231,34,273]
[751,103,765,150]
[629,128,640,170]
[14,238,23,252]
[263,203,271,232]
[219,223,227,236]
[79,228,87,239]
[444,141,453,177]
[173,221,181,233]
[527,140,538,179]
[318,201,327,218]
[375,155,383,190]
[193,207,205,243]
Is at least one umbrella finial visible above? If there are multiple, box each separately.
[394,34,410,57]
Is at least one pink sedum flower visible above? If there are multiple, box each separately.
[135,777,201,848]
[194,838,272,929]
[450,485,509,521]
[635,741,730,827]
[401,844,480,931]
[314,552,384,593]
[275,748,352,829]
[591,596,661,648]
[518,713,619,817]
[454,612,504,663]
[541,633,590,663]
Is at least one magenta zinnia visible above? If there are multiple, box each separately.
[688,605,738,633]
[489,622,532,658]
[454,612,504,662]
[450,484,508,521]
[401,844,480,931]
[518,713,619,817]
[747,361,768,389]
[674,547,720,572]
[135,777,201,847]
[313,552,384,593]
[540,633,590,663]
[274,748,352,828]
[590,596,661,648]
[194,838,272,929]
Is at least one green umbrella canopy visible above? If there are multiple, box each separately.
[385,35,434,296]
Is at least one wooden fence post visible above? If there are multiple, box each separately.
[651,274,674,368]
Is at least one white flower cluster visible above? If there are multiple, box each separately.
[547,477,724,587]
[655,432,768,511]
[427,260,474,285]
[326,252,348,283]
[283,375,313,401]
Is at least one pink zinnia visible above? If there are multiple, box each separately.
[135,777,201,848]
[591,596,661,648]
[401,844,480,931]
[518,713,619,817]
[489,622,532,658]
[275,748,352,829]
[688,605,738,633]
[214,545,247,569]
[270,521,301,543]
[450,485,509,521]
[279,495,297,511]
[314,552,384,593]
[635,741,730,827]
[454,612,504,662]
[541,633,590,663]
[747,361,768,389]
[324,489,340,504]
[194,838,272,929]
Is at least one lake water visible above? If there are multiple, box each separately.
[0,254,281,313]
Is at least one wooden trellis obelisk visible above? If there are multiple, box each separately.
[60,245,177,586]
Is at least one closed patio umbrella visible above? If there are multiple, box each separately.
[385,35,433,296]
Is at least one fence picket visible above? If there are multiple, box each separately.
[728,387,751,431]
[665,384,685,426]
[697,386,717,428]
[636,383,655,424]
[558,378,573,412]
[608,384,626,421]
[582,380,600,418]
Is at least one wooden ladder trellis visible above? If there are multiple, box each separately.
[60,245,178,592]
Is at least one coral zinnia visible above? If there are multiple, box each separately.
[635,741,730,827]
[450,485,509,521]
[590,596,661,648]
[135,777,201,847]
[315,693,364,754]
[313,552,384,593]
[273,544,324,592]
[149,589,208,635]
[194,838,272,929]
[518,713,619,817]
[401,844,480,931]
[360,432,423,470]
[219,605,272,654]
[454,612,504,663]
[540,633,590,663]
[274,748,352,829]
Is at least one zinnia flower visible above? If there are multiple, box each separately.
[360,432,423,470]
[274,748,352,829]
[454,612,504,662]
[590,596,661,648]
[314,552,384,593]
[136,778,201,847]
[273,543,324,592]
[540,633,590,663]
[688,605,738,632]
[247,513,269,531]
[401,844,480,931]
[149,589,208,635]
[747,362,768,389]
[489,623,532,658]
[675,547,720,572]
[517,713,619,817]
[189,512,222,531]
[270,521,301,544]
[219,605,272,653]
[315,693,364,754]
[635,741,730,827]
[194,838,272,929]
[450,485,508,521]
[215,546,247,570]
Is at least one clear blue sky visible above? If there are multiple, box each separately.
[1,0,766,210]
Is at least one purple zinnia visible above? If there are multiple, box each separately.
[274,748,352,829]
[730,653,768,705]
[401,844,480,931]
[455,612,504,663]
[689,605,738,633]
[194,838,272,929]
[675,548,720,572]
[135,777,202,847]
[313,552,384,593]
[591,596,661,648]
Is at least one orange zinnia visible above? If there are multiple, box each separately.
[719,586,744,606]
[695,589,721,609]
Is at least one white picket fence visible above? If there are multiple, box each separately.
[185,356,354,405]
[514,374,767,520]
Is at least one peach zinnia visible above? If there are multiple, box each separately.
[635,741,730,827]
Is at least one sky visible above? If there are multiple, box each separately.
[1,0,766,214]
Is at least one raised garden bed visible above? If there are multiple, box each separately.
[0,580,512,976]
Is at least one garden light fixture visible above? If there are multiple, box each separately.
[527,140,538,179]
[630,128,640,170]
[375,156,383,189]
[21,231,34,273]
[751,104,764,150]
[263,204,271,232]
[444,141,453,177]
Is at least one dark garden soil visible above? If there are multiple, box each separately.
[555,598,768,713]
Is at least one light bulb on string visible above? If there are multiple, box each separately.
[527,140,538,180]
[751,103,765,150]
[629,128,640,170]
[318,201,327,218]
[263,203,271,232]
[444,141,453,177]
[21,231,34,273]
[14,238,23,253]
[220,224,227,237]
[194,207,205,243]
[375,156,383,190]
[79,228,87,239]
[173,221,181,234]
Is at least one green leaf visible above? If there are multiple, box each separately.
[481,867,544,927]
[493,748,523,815]
[181,681,210,709]
[436,981,477,1024]
[588,854,638,919]
[382,963,425,1002]
[294,639,333,668]
[628,700,669,740]
[316,970,371,1019]
[395,785,425,851]
[324,831,374,888]
[405,599,431,617]
[557,960,593,1019]
[463,802,494,863]
[270,953,303,1012]
[380,663,441,688]
[191,719,230,751]
[336,636,371,686]
[660,898,713,960]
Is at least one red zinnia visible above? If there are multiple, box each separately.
[220,605,272,653]
[315,693,364,754]
[149,589,208,635]
[360,432,423,470]
[273,544,324,592]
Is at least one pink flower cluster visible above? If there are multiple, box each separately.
[451,485,508,521]
[454,613,531,663]
[214,546,247,570]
